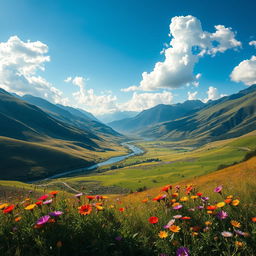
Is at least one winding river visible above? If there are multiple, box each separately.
[31,142,144,183]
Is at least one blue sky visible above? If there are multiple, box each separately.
[0,0,255,115]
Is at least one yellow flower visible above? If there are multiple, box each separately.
[216,202,226,208]
[227,195,233,199]
[192,232,198,236]
[0,203,8,210]
[180,197,189,202]
[232,199,240,206]
[109,205,115,208]
[172,202,180,207]
[169,225,181,233]
[158,231,168,239]
[231,220,241,228]
[171,199,177,203]
[25,204,36,210]
[190,195,198,200]
[95,205,104,211]
[205,221,212,226]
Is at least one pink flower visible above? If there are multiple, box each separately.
[164,219,175,229]
[221,231,233,237]
[37,215,50,225]
[173,204,183,210]
[217,210,228,220]
[214,185,223,193]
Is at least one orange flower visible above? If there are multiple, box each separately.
[86,195,95,201]
[224,198,232,204]
[15,216,22,222]
[230,220,241,228]
[207,205,217,211]
[251,217,256,223]
[158,231,168,238]
[3,204,15,214]
[142,199,148,203]
[148,216,159,224]
[49,191,59,196]
[169,225,181,233]
[79,204,92,215]
[153,194,166,201]
[181,216,191,220]
[119,207,125,212]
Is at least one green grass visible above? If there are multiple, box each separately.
[56,133,256,192]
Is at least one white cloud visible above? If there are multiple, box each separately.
[203,86,226,102]
[120,85,138,92]
[0,36,67,104]
[64,76,72,83]
[122,15,241,92]
[249,40,256,47]
[231,56,256,86]
[65,76,118,115]
[188,91,198,100]
[195,73,202,80]
[119,91,173,112]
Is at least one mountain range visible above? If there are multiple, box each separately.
[109,85,256,145]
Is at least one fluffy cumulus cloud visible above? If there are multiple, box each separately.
[187,91,198,100]
[64,76,118,115]
[123,15,241,92]
[120,91,173,112]
[0,36,68,104]
[230,56,256,86]
[249,40,256,47]
[203,86,226,102]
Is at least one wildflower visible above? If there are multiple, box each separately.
[173,215,182,219]
[173,204,183,210]
[217,210,228,220]
[197,206,204,210]
[158,231,168,239]
[148,216,159,224]
[230,220,241,228]
[180,197,189,202]
[176,247,189,256]
[115,236,122,241]
[232,199,240,206]
[49,191,59,196]
[86,195,95,201]
[43,199,53,205]
[119,207,125,212]
[49,211,63,217]
[35,201,43,206]
[161,185,172,192]
[164,219,175,229]
[235,241,244,248]
[201,196,209,201]
[207,205,217,211]
[38,195,48,201]
[181,216,191,220]
[0,203,8,210]
[169,225,181,233]
[221,231,233,237]
[24,204,36,211]
[95,195,102,200]
[185,185,193,194]
[224,198,232,204]
[95,205,104,211]
[37,215,50,225]
[172,193,179,198]
[75,193,83,199]
[205,221,212,226]
[79,205,92,215]
[153,194,167,202]
[214,185,223,193]
[251,217,256,222]
[3,204,15,214]
[190,195,198,200]
[142,199,148,203]
[15,216,22,222]
[197,192,203,197]
[216,202,225,208]
[234,229,250,237]
[191,226,201,232]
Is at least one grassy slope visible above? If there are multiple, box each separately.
[52,131,256,192]
[0,136,128,181]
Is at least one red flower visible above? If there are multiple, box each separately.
[86,195,95,201]
[161,185,172,192]
[35,201,43,206]
[181,216,191,220]
[196,192,203,197]
[38,195,48,201]
[119,207,125,212]
[3,204,15,214]
[207,205,217,211]
[148,216,159,224]
[79,205,92,215]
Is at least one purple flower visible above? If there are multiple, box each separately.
[49,211,63,217]
[217,210,228,220]
[173,204,183,210]
[197,206,204,210]
[201,196,209,201]
[176,247,190,256]
[164,219,175,229]
[214,185,223,193]
[37,215,50,225]
[234,229,246,236]
[115,236,122,241]
[43,199,53,205]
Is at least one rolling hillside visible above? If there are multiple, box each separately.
[108,100,204,133]
[0,89,126,181]
[139,85,256,145]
